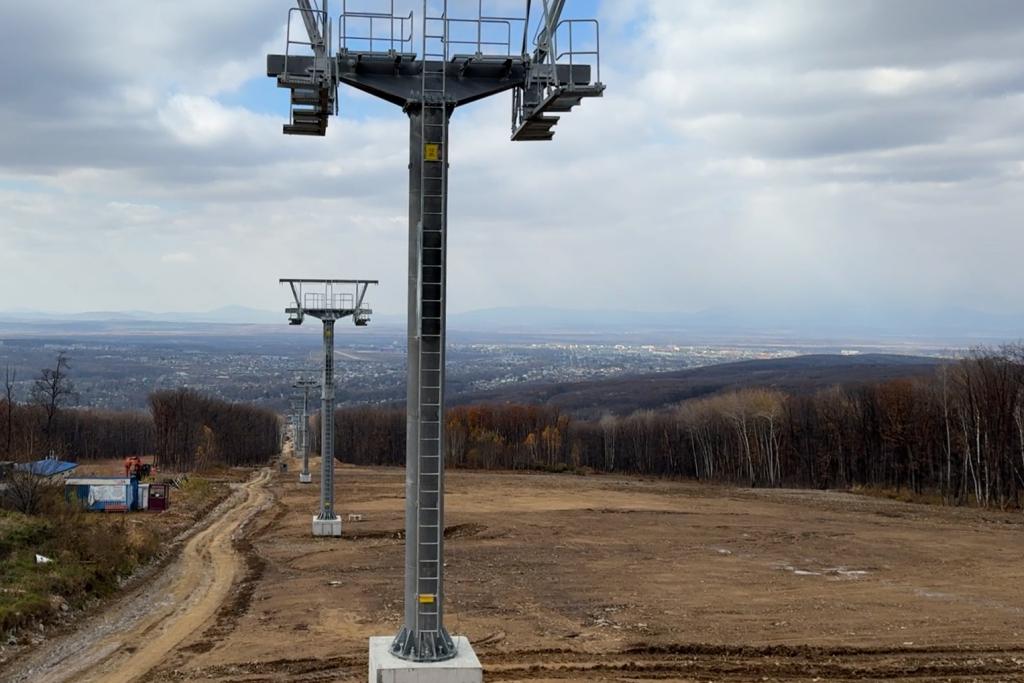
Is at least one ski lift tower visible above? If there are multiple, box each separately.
[285,399,300,461]
[268,0,604,673]
[289,398,302,450]
[293,377,320,484]
[280,278,377,536]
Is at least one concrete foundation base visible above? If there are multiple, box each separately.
[298,472,312,483]
[312,515,342,537]
[368,636,481,683]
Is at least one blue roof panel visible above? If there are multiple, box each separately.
[16,460,79,476]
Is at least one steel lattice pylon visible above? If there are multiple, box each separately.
[268,0,604,662]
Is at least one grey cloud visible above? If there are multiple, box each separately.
[637,0,1024,188]
[1,1,1023,318]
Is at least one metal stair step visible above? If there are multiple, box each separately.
[544,94,584,112]
[283,123,326,136]
[512,114,561,141]
[277,75,318,88]
[292,93,327,107]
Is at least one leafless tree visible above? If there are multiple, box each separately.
[1,469,55,515]
[31,351,76,452]
[599,414,617,471]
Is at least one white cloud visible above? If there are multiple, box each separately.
[161,252,197,264]
[158,94,276,147]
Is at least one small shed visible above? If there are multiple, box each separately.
[17,459,78,478]
[65,476,139,512]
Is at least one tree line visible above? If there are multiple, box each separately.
[8,347,1024,508]
[148,389,281,470]
[2,354,280,471]
[313,347,1024,510]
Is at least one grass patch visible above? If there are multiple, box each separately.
[850,484,947,506]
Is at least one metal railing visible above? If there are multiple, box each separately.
[554,19,601,88]
[339,0,414,53]
[440,16,513,58]
[337,0,526,59]
[284,6,332,83]
[303,292,355,310]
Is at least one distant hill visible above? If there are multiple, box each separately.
[456,353,947,417]
[0,306,281,325]
[448,305,1024,341]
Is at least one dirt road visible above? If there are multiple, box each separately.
[4,468,273,683]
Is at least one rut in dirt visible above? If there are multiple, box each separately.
[138,642,1024,682]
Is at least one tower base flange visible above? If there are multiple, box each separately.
[312,515,342,537]
[369,636,481,683]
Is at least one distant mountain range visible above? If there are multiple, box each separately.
[1,304,1021,342]
[0,305,282,325]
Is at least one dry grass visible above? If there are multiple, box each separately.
[849,483,948,506]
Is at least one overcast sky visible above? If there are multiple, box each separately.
[1,0,1023,318]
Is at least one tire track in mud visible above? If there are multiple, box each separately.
[4,469,274,683]
[480,644,1024,681]
[144,643,1024,682]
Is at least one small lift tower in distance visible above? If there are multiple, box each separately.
[280,278,377,536]
[284,400,300,468]
[289,398,303,459]
[293,377,320,483]
[268,0,603,676]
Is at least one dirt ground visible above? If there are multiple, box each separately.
[9,454,1024,681]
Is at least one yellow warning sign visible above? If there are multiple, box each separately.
[418,594,436,604]
[424,143,441,162]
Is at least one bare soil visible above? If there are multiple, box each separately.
[8,455,1024,682]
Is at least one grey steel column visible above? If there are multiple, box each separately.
[319,318,336,519]
[392,104,454,661]
[301,385,311,478]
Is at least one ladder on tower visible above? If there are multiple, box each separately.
[413,0,450,660]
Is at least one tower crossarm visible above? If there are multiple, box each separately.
[270,53,534,109]
[279,278,379,325]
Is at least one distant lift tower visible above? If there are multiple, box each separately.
[289,398,303,448]
[281,278,377,536]
[293,377,320,484]
[268,0,604,665]
[287,400,301,459]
